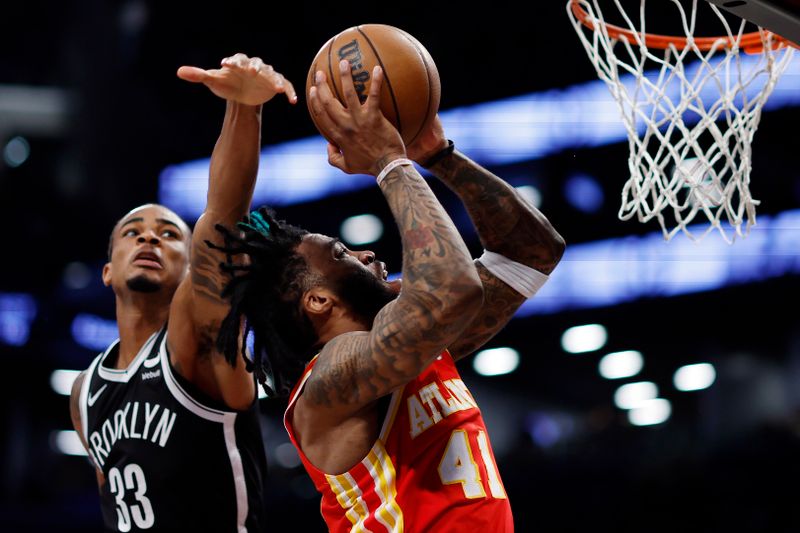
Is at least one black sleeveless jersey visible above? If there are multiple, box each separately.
[79,327,268,532]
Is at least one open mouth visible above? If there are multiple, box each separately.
[133,251,162,269]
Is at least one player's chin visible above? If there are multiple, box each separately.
[126,268,169,292]
[387,278,402,294]
[126,273,164,293]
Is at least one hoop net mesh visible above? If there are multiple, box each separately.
[567,0,794,242]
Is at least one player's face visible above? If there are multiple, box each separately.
[103,205,191,297]
[297,233,400,320]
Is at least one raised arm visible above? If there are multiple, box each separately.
[302,61,483,417]
[168,54,296,409]
[408,116,566,360]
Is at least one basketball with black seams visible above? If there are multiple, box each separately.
[306,24,441,145]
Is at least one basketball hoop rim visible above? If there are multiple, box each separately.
[569,0,794,53]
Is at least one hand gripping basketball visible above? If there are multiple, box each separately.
[306,24,441,146]
[308,59,406,177]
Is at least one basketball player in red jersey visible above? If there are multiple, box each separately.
[68,54,296,532]
[213,59,564,531]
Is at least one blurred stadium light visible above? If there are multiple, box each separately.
[159,55,800,220]
[0,292,37,346]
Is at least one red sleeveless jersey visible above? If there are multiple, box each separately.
[284,350,514,532]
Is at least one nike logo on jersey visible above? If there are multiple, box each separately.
[87,384,108,407]
[143,356,159,369]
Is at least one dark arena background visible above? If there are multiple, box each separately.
[1,1,799,531]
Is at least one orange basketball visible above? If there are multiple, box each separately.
[306,24,441,145]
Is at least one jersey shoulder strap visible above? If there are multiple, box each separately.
[78,349,107,443]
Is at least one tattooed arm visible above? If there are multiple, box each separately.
[305,162,484,410]
[408,116,566,361]
[300,63,483,418]
[168,54,296,409]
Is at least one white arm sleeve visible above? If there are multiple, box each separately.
[477,250,549,299]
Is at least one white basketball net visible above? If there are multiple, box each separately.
[567,0,795,242]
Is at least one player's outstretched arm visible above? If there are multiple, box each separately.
[407,116,566,360]
[300,62,483,419]
[168,53,296,410]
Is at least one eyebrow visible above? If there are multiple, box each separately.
[328,238,344,254]
[120,217,144,230]
[156,218,182,231]
[119,217,183,232]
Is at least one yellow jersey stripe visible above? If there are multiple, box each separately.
[364,442,404,532]
[326,472,372,532]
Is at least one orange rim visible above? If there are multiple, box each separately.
[570,0,792,53]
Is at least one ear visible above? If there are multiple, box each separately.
[102,262,112,287]
[302,287,338,317]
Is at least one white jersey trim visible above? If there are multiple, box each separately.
[96,329,159,382]
[159,338,228,423]
[158,335,250,532]
[224,415,249,533]
[79,353,103,444]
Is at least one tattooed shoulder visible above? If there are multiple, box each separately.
[304,333,373,408]
[191,241,228,304]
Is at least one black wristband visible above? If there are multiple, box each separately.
[420,139,455,169]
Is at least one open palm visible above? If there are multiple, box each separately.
[177,53,296,106]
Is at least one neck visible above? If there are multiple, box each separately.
[114,289,172,369]
[314,308,371,348]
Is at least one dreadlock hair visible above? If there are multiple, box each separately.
[208,206,316,398]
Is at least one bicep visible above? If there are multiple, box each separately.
[69,371,86,436]
[302,265,484,414]
[447,261,526,362]
[170,214,237,358]
[169,215,255,408]
[303,295,459,412]
[70,372,106,486]
[186,214,236,327]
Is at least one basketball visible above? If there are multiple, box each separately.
[306,24,441,145]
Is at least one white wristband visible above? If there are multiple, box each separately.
[376,158,413,186]
[477,250,549,299]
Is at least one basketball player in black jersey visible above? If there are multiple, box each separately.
[68,53,297,532]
